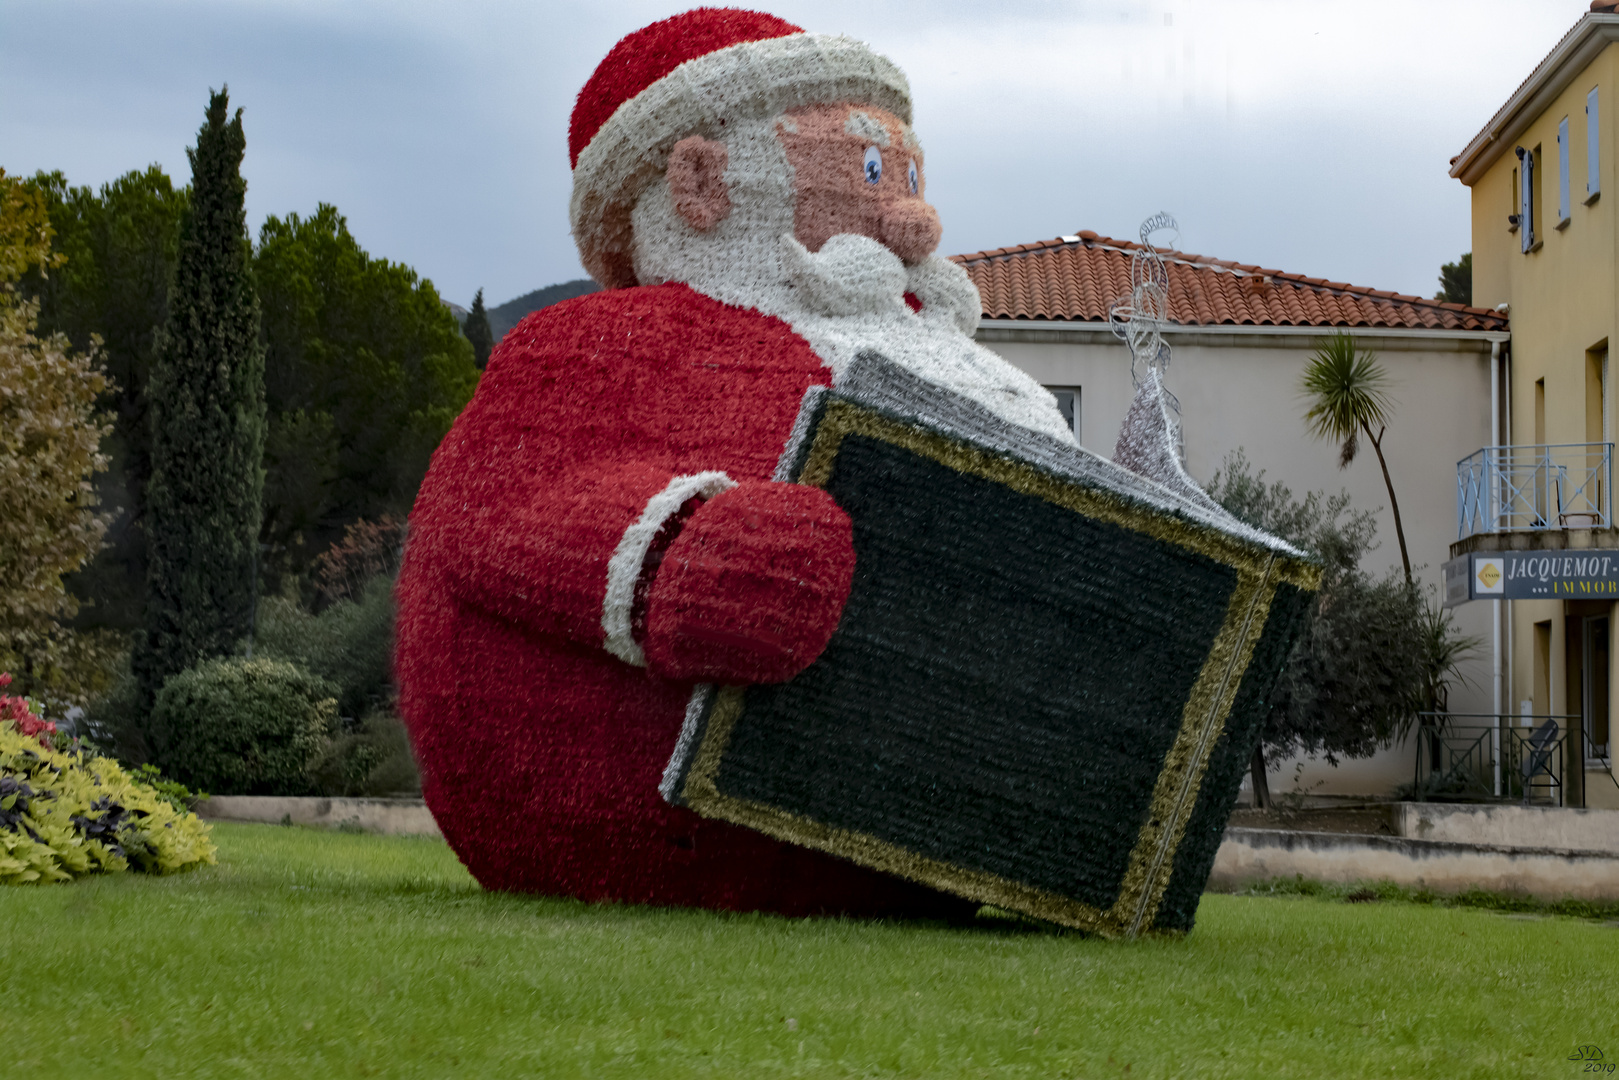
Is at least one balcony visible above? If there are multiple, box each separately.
[1456,443,1613,540]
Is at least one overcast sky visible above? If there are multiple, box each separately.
[0,0,1596,308]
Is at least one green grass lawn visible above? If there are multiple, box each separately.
[3,823,1615,1079]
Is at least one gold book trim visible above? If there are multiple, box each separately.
[675,398,1303,937]
[798,397,1320,589]
[681,686,1118,933]
[1114,557,1279,936]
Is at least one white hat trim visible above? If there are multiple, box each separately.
[570,31,912,287]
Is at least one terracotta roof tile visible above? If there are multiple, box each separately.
[951,232,1509,333]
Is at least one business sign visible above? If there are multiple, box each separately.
[1444,549,1619,607]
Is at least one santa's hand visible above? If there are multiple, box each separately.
[640,482,855,684]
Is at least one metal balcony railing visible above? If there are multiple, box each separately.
[1411,715,1572,805]
[1456,443,1613,538]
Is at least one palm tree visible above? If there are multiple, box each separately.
[1302,333,1412,585]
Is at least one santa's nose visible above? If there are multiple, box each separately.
[878,201,941,263]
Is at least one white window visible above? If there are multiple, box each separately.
[1559,116,1572,226]
[1046,386,1081,442]
[1589,87,1602,203]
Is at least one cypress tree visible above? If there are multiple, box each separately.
[135,87,266,709]
[464,287,494,369]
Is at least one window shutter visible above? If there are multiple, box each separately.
[1590,87,1602,200]
[1519,146,1535,253]
[1559,116,1571,222]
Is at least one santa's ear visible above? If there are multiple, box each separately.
[667,135,731,231]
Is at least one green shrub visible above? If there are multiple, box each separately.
[254,575,393,720]
[308,709,421,797]
[79,662,146,761]
[1,718,216,884]
[254,574,421,797]
[150,658,337,795]
[125,762,207,813]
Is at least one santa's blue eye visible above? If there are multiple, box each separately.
[908,159,918,195]
[863,145,882,184]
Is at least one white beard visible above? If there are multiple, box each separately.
[628,119,1075,445]
[775,233,1075,444]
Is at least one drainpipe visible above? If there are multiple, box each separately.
[1495,341,1508,718]
[1491,338,1502,444]
[1491,338,1503,795]
[1504,341,1514,737]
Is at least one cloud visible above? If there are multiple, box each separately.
[0,0,1594,304]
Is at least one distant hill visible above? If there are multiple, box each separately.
[487,279,600,341]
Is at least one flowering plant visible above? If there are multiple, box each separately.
[0,674,54,746]
[0,677,216,884]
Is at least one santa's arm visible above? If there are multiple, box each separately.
[427,462,854,683]
[640,479,855,684]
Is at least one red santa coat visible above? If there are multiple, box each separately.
[396,282,966,916]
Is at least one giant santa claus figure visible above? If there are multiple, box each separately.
[396,8,1080,915]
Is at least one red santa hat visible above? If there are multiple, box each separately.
[568,7,913,289]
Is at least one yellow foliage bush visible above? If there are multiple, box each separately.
[0,720,216,884]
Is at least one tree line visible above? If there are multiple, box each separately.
[5,88,479,754]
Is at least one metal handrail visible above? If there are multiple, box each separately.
[1412,714,1575,806]
[1457,443,1612,538]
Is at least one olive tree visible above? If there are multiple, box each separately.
[0,170,118,707]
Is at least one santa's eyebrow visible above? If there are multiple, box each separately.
[900,126,921,153]
[844,111,890,147]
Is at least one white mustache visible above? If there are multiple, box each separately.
[781,233,908,317]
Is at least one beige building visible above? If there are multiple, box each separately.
[949,231,1509,798]
[1449,4,1619,810]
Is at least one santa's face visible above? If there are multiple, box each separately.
[777,104,941,264]
[633,106,1076,445]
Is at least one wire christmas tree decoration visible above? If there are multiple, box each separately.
[1107,211,1227,514]
[1108,211,1180,400]
[1108,213,1186,467]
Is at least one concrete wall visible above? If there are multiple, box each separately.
[197,795,442,837]
[1396,800,1619,852]
[981,323,1498,796]
[1210,826,1619,901]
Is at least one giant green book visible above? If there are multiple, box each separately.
[662,354,1317,937]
